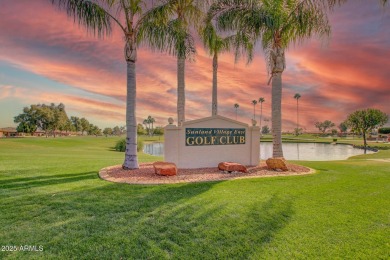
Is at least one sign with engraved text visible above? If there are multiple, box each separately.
[185,128,246,146]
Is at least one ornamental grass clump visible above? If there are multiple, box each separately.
[115,139,144,152]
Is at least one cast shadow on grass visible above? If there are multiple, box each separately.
[31,181,292,259]
[0,171,97,190]
[1,176,293,259]
[123,194,294,259]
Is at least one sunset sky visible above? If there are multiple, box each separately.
[0,0,389,131]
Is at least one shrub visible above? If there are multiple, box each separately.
[333,138,337,142]
[378,127,390,134]
[115,138,144,152]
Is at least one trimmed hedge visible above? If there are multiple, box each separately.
[378,127,390,134]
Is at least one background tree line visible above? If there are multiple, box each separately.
[14,103,102,137]
[103,116,164,137]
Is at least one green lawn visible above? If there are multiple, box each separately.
[0,137,389,259]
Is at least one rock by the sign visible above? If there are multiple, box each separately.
[153,161,177,176]
[266,157,288,171]
[218,162,248,173]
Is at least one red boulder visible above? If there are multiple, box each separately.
[266,157,288,171]
[218,162,248,173]
[153,161,177,176]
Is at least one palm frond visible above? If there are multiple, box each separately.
[51,0,115,37]
[137,0,200,60]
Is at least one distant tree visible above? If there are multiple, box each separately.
[142,119,149,134]
[261,125,270,135]
[50,103,69,137]
[88,124,102,136]
[60,119,74,134]
[143,116,155,136]
[119,126,126,135]
[258,97,265,131]
[103,127,113,137]
[338,122,348,135]
[34,104,54,137]
[294,93,301,136]
[315,120,336,135]
[331,129,338,136]
[251,100,258,121]
[14,106,39,135]
[345,108,388,148]
[234,103,239,120]
[137,124,146,135]
[148,116,155,136]
[378,127,390,134]
[113,126,122,136]
[293,128,303,136]
[153,127,164,135]
[70,116,82,133]
[80,118,90,135]
[15,103,69,137]
[16,121,37,135]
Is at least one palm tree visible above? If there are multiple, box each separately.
[294,93,301,135]
[234,103,239,120]
[144,0,206,126]
[258,97,265,133]
[143,119,149,135]
[201,20,234,116]
[51,0,162,169]
[147,115,156,136]
[209,0,333,158]
[200,11,254,117]
[251,100,258,121]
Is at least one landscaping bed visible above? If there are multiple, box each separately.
[99,162,313,184]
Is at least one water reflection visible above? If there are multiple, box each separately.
[143,142,374,161]
[143,142,163,156]
[259,142,374,161]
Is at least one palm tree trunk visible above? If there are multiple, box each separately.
[122,60,139,169]
[271,47,285,158]
[363,131,367,148]
[212,53,218,116]
[177,57,185,125]
[272,72,283,158]
[259,103,263,132]
[296,99,299,131]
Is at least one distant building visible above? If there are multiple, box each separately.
[0,127,20,137]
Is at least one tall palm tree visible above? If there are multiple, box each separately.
[51,0,161,169]
[294,93,301,135]
[251,100,258,121]
[234,103,239,120]
[258,97,265,133]
[201,10,254,117]
[209,0,333,158]
[144,0,206,126]
[200,20,234,116]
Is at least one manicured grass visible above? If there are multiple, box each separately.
[0,137,389,259]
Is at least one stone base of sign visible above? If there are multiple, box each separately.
[153,161,177,176]
[266,157,288,171]
[164,115,260,168]
[218,162,248,173]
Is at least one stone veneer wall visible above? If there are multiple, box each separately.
[164,115,260,168]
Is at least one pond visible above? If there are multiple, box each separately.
[143,142,374,161]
